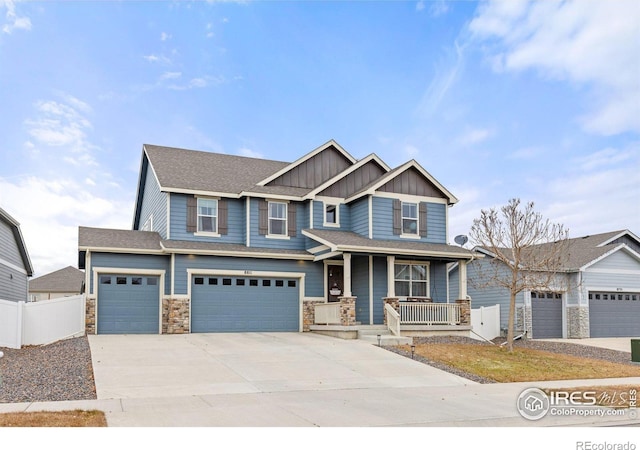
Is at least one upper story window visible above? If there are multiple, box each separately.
[402,202,418,235]
[198,198,218,233]
[324,203,340,227]
[395,262,429,298]
[268,201,287,236]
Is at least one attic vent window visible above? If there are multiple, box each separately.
[324,203,340,227]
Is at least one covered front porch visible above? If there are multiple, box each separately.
[301,229,476,339]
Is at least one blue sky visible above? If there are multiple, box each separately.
[0,0,639,276]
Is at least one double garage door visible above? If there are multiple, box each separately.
[589,291,640,337]
[191,275,300,332]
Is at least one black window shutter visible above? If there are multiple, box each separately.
[187,196,197,232]
[288,203,297,237]
[218,199,228,235]
[258,200,268,235]
[419,202,427,237]
[392,199,401,235]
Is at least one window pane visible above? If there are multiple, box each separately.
[194,277,204,285]
[270,219,286,235]
[132,277,142,285]
[403,218,418,234]
[198,199,217,215]
[276,280,284,287]
[412,265,428,280]
[326,205,336,223]
[147,277,157,286]
[117,277,127,285]
[402,203,417,218]
[223,278,232,286]
[100,276,111,285]
[269,202,286,219]
[395,264,409,279]
[411,281,427,297]
[199,216,216,233]
[395,281,410,297]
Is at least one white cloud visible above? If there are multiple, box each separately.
[161,71,182,80]
[416,1,425,12]
[143,54,171,64]
[429,0,450,17]
[1,0,31,34]
[237,147,264,159]
[574,147,634,171]
[160,32,171,41]
[0,177,132,276]
[455,127,494,146]
[470,0,640,135]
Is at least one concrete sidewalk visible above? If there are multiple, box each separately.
[0,377,638,426]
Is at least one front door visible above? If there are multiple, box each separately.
[327,264,344,302]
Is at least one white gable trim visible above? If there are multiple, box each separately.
[256,139,357,187]
[303,153,390,199]
[580,244,640,271]
[344,160,458,204]
[597,230,640,247]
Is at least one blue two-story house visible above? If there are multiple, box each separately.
[78,140,475,335]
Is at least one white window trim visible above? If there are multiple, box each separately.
[267,200,288,238]
[197,197,219,236]
[394,260,430,299]
[323,202,341,228]
[401,201,419,238]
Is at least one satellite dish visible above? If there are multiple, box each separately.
[454,235,468,246]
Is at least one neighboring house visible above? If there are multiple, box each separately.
[0,207,34,302]
[28,266,85,301]
[449,230,640,339]
[78,140,476,335]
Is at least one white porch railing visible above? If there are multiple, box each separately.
[400,302,461,326]
[314,302,341,325]
[385,303,401,336]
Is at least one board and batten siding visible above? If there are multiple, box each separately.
[170,194,245,245]
[88,253,171,295]
[317,160,386,198]
[371,196,446,244]
[267,145,352,189]
[249,199,308,250]
[173,254,323,297]
[138,163,168,238]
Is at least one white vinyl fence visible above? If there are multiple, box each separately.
[0,295,85,349]
[470,304,501,341]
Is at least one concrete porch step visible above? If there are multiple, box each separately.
[357,329,412,346]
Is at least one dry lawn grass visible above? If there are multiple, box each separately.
[405,343,640,382]
[0,409,107,427]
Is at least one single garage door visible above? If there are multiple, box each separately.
[191,275,300,332]
[97,274,160,334]
[531,291,563,339]
[589,291,640,337]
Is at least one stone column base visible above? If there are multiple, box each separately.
[85,297,96,335]
[162,298,190,334]
[567,306,590,338]
[303,299,326,331]
[338,296,357,326]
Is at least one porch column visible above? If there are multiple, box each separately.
[458,260,468,299]
[386,255,395,297]
[343,252,352,297]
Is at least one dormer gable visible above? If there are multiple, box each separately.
[258,140,356,189]
[345,160,458,205]
[313,154,390,199]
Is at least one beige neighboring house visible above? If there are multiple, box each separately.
[29,266,85,301]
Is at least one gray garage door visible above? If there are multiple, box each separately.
[191,275,299,332]
[97,274,160,334]
[531,291,563,339]
[589,291,640,337]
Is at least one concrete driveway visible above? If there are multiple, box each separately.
[88,332,469,400]
[77,332,640,427]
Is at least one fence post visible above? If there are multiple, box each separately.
[16,301,24,349]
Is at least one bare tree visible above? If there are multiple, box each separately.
[469,198,570,352]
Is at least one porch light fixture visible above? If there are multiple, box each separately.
[411,344,416,359]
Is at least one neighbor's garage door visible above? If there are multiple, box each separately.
[589,291,640,337]
[191,275,300,332]
[531,291,563,339]
[97,274,160,334]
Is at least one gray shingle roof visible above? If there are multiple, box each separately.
[144,144,289,195]
[29,266,84,293]
[303,229,476,259]
[78,226,163,251]
[482,230,638,271]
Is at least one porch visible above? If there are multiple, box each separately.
[307,297,472,340]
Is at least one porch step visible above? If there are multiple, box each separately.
[357,329,412,346]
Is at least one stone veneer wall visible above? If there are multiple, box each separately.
[515,305,533,337]
[162,298,190,334]
[85,297,96,335]
[567,306,590,338]
[302,299,325,331]
[456,299,471,326]
[339,296,357,326]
